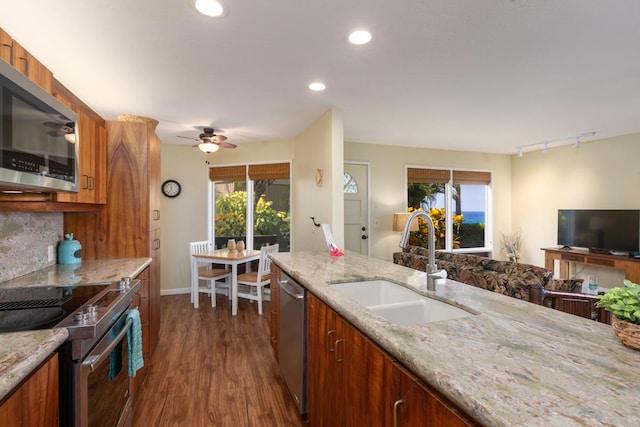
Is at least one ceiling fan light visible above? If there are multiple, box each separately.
[64,133,77,143]
[195,0,226,17]
[199,142,219,153]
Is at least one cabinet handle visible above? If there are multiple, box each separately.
[88,176,95,190]
[327,330,335,352]
[271,336,277,343]
[153,209,160,221]
[2,43,13,65]
[393,399,405,427]
[153,239,160,250]
[81,174,89,190]
[18,56,29,76]
[334,338,343,362]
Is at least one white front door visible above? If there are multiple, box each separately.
[344,163,369,255]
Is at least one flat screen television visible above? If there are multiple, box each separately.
[557,209,640,253]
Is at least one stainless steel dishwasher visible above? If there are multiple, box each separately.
[278,272,307,415]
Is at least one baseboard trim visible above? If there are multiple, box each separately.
[161,287,191,296]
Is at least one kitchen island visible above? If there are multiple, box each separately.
[0,258,151,402]
[271,251,640,426]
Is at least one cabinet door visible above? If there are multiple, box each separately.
[148,230,161,356]
[343,325,394,427]
[0,29,52,93]
[0,29,12,64]
[307,293,345,426]
[52,80,107,204]
[392,363,474,427]
[270,265,281,358]
[149,130,161,228]
[0,353,59,426]
[131,267,150,398]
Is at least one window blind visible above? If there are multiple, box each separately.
[209,165,247,181]
[248,163,290,180]
[407,168,451,184]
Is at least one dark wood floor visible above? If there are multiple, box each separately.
[132,293,306,426]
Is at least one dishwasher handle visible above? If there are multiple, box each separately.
[280,279,305,300]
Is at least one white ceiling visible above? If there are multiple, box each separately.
[3,0,640,154]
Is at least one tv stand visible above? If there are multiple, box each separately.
[543,247,640,283]
[588,247,614,255]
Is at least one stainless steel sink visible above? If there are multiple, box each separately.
[330,279,473,326]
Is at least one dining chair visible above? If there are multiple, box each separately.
[189,241,232,308]
[236,243,279,314]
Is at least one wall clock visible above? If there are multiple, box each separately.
[162,179,181,198]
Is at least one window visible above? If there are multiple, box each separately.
[209,163,291,251]
[343,172,358,193]
[406,167,491,252]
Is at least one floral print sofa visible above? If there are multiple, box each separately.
[393,245,564,304]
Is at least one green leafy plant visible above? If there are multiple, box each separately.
[215,190,290,243]
[597,280,640,324]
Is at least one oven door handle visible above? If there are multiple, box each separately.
[82,317,133,372]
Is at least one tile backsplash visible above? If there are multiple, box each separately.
[0,212,63,283]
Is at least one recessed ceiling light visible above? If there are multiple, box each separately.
[195,0,227,17]
[348,30,372,45]
[308,82,326,91]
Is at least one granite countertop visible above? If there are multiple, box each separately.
[0,258,152,402]
[0,329,68,402]
[272,251,640,427]
[0,258,152,289]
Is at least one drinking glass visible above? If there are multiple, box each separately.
[587,275,599,294]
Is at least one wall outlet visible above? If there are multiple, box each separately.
[48,245,55,262]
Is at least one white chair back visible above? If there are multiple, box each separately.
[258,243,279,278]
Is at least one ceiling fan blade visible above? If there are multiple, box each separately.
[48,130,65,137]
[212,135,228,143]
[191,143,200,148]
[217,141,237,149]
[177,135,200,142]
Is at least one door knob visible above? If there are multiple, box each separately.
[361,235,368,240]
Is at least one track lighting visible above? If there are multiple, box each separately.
[515,131,595,156]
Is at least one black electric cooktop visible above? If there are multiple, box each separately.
[0,284,110,332]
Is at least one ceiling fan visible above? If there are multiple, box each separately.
[177,127,237,153]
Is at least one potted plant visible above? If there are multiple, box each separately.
[597,280,640,350]
[500,230,522,263]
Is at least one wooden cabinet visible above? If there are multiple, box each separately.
[306,294,476,427]
[0,353,59,427]
[391,363,473,427]
[0,28,53,93]
[544,247,640,284]
[63,118,161,392]
[270,264,281,358]
[52,79,107,205]
[131,267,151,397]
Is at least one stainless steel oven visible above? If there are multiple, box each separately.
[73,310,133,427]
[0,277,140,427]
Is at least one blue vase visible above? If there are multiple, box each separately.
[58,233,82,264]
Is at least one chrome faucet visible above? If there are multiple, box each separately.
[399,210,446,291]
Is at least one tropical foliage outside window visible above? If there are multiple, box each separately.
[212,163,291,251]
[406,168,490,251]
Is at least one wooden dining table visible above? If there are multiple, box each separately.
[192,248,261,315]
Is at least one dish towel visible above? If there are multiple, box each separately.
[126,308,144,377]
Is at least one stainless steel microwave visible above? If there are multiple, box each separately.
[0,59,78,192]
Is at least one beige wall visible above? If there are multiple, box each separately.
[344,142,513,262]
[160,139,294,294]
[511,132,640,286]
[293,109,344,251]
